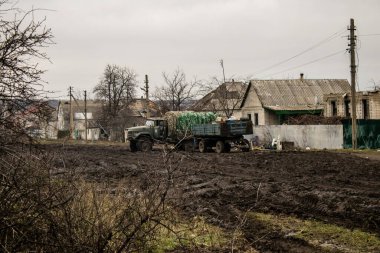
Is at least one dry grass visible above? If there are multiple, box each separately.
[249,212,380,253]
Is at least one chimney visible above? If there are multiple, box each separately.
[300,73,304,81]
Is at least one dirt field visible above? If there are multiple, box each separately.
[42,143,380,252]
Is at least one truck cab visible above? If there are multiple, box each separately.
[146,118,167,140]
[126,117,167,152]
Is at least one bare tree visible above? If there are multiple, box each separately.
[93,64,137,118]
[153,68,199,113]
[370,79,380,91]
[93,64,137,141]
[0,1,54,147]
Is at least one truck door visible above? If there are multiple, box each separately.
[154,120,165,140]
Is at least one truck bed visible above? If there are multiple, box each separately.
[192,120,253,137]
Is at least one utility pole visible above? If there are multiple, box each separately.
[84,90,88,141]
[349,18,357,149]
[141,75,150,118]
[69,86,74,139]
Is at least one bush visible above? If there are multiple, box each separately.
[57,130,70,139]
[0,148,173,252]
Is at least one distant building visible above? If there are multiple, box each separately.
[10,100,60,139]
[57,100,103,140]
[191,81,247,119]
[324,90,380,119]
[57,98,160,141]
[123,98,161,128]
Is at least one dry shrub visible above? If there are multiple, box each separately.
[0,147,75,252]
[0,147,174,252]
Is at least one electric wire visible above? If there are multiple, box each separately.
[252,27,347,77]
[357,33,380,37]
[261,50,346,78]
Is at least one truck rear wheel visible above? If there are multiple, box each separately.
[183,140,194,152]
[138,137,153,152]
[225,143,231,153]
[215,140,225,153]
[199,140,207,153]
[241,139,250,152]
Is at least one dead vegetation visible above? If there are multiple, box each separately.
[284,114,345,125]
[26,143,378,252]
[0,146,193,252]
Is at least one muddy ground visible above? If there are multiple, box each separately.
[41,143,380,252]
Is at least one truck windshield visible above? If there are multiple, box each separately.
[145,120,155,127]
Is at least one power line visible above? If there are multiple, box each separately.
[357,33,380,37]
[262,50,346,78]
[252,27,347,77]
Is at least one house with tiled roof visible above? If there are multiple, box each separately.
[240,75,351,125]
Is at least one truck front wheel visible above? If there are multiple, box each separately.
[138,137,153,152]
[130,140,138,152]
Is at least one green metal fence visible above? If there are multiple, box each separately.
[343,119,380,149]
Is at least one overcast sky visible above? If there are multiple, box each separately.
[17,0,380,99]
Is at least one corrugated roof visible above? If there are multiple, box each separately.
[250,79,351,110]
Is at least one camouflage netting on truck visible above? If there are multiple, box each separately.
[165,111,217,139]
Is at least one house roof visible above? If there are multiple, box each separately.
[191,81,247,111]
[47,100,60,110]
[243,79,351,111]
[127,98,160,117]
[59,99,160,117]
[60,100,102,114]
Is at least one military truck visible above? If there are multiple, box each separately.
[125,111,253,153]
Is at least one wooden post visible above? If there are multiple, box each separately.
[84,90,87,141]
[349,18,357,149]
[144,75,150,118]
[69,86,74,139]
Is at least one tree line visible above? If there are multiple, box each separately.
[93,65,201,115]
[0,0,246,144]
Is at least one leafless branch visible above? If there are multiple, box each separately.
[152,68,200,114]
[0,1,54,147]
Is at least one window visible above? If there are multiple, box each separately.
[362,99,369,119]
[344,99,351,117]
[247,113,252,120]
[331,101,337,117]
[145,120,154,127]
[74,112,93,120]
[254,113,259,125]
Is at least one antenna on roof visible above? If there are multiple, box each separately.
[220,59,226,83]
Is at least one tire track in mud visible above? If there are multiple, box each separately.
[46,144,380,236]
